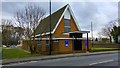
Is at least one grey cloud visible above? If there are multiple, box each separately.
[1,2,118,37]
[2,2,50,15]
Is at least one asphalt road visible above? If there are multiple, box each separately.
[4,52,119,66]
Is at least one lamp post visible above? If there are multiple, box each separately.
[49,0,52,55]
[87,33,89,51]
[91,22,93,47]
[72,35,75,56]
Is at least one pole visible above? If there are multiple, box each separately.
[72,35,75,56]
[91,22,93,47]
[49,0,52,55]
[87,33,89,51]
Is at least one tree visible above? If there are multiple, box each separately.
[2,19,14,47]
[95,38,98,41]
[14,5,46,54]
[100,19,120,43]
[97,32,102,42]
[0,31,2,47]
[101,25,112,43]
[111,25,120,43]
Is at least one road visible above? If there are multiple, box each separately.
[3,52,120,66]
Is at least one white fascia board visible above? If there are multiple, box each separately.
[35,38,49,40]
[32,34,40,37]
[34,31,54,37]
[34,37,91,40]
[63,33,69,35]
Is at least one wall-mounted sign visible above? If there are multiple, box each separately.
[65,40,69,47]
[118,36,120,43]
[85,41,88,46]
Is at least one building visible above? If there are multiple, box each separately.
[22,4,91,54]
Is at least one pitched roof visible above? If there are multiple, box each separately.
[35,5,67,35]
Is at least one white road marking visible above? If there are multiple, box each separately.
[89,59,114,66]
[0,65,2,68]
[55,59,61,60]
[4,61,38,66]
[89,62,99,66]
[30,61,38,63]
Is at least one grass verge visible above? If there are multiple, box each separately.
[89,48,119,52]
[2,48,41,59]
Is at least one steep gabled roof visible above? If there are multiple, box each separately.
[35,4,80,36]
[35,5,67,35]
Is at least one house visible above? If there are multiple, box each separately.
[22,4,91,54]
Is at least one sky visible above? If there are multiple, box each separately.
[0,0,119,38]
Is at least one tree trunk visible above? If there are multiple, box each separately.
[27,40,34,54]
[109,36,112,43]
[29,45,34,54]
[33,29,37,53]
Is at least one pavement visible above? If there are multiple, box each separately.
[2,50,119,65]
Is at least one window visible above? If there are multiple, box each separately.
[46,40,49,47]
[38,40,42,47]
[64,19,70,33]
[64,9,71,33]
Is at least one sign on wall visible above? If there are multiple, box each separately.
[65,40,69,47]
[118,36,120,43]
[85,41,88,46]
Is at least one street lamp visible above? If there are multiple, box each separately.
[72,35,75,56]
[49,0,52,55]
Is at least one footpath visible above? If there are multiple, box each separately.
[2,51,119,65]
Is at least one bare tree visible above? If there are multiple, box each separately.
[101,25,112,43]
[2,19,14,47]
[14,5,46,54]
[97,32,102,42]
[101,19,119,43]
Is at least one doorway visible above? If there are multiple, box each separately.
[73,39,82,50]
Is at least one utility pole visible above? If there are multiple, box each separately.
[91,22,93,47]
[49,0,52,55]
[72,35,75,56]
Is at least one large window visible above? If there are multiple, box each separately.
[64,19,70,33]
[38,40,42,47]
[46,40,49,47]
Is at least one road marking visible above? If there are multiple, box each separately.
[30,61,38,63]
[98,60,113,64]
[5,62,27,66]
[89,62,99,66]
[4,61,38,66]
[89,59,114,66]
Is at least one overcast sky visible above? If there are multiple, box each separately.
[0,0,119,38]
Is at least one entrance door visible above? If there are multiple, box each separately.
[74,39,82,50]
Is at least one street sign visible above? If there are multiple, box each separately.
[118,36,120,43]
[65,40,69,47]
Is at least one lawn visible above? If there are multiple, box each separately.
[0,47,1,51]
[90,48,119,52]
[2,48,41,59]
